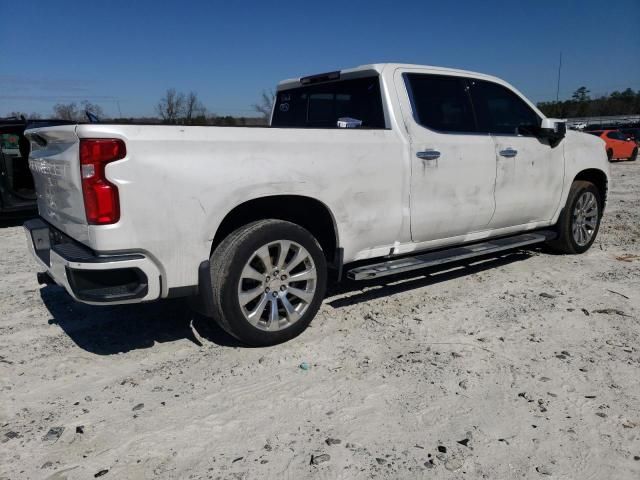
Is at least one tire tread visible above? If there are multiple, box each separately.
[547,180,601,254]
[208,219,326,346]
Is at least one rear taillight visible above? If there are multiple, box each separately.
[79,138,126,225]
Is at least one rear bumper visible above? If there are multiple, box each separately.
[24,218,161,305]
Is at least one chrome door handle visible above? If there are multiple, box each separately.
[499,148,518,158]
[417,150,440,160]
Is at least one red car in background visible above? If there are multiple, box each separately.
[587,130,638,162]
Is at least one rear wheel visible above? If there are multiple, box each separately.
[630,147,638,161]
[208,219,327,346]
[607,149,613,162]
[547,180,602,254]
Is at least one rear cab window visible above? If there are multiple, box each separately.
[271,76,386,129]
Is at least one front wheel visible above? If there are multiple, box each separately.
[208,219,327,346]
[630,147,638,161]
[547,180,602,254]
[606,149,613,162]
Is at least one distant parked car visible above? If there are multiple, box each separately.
[587,130,637,161]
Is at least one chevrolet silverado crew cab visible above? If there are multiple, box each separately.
[24,64,609,346]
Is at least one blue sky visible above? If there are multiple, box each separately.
[1,0,639,118]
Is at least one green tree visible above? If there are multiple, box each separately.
[571,86,591,102]
[537,87,640,118]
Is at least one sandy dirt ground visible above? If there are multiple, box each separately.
[1,161,639,480]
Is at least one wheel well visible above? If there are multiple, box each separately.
[211,195,339,263]
[574,169,608,205]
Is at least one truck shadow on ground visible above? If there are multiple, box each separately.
[40,250,534,355]
[326,250,533,308]
[40,288,243,354]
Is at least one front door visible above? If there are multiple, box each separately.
[396,71,497,242]
[467,79,564,228]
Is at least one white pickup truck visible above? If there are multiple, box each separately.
[24,63,609,346]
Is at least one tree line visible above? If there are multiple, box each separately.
[5,89,272,126]
[537,87,640,118]
[8,86,638,124]
[155,88,274,125]
[6,100,106,122]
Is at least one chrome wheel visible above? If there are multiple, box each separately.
[572,191,598,247]
[237,240,317,331]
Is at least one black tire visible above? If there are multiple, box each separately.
[208,219,327,346]
[546,180,602,254]
[630,147,638,161]
[606,149,613,162]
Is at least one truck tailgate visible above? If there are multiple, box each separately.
[25,125,89,243]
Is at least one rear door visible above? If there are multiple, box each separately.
[468,79,564,228]
[395,70,497,241]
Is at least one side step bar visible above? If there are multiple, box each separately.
[347,230,556,281]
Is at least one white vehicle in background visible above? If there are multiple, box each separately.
[24,63,609,346]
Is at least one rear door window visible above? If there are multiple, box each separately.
[404,74,476,133]
[271,76,386,128]
[469,80,541,135]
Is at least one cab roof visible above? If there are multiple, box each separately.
[277,63,506,91]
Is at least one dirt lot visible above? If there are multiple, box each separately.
[1,162,639,480]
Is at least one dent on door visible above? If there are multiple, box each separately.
[491,137,564,228]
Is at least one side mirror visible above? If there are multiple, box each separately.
[539,118,566,145]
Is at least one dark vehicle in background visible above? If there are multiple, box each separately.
[620,127,640,145]
[0,117,35,216]
[0,117,72,217]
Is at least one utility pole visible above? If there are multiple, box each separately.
[555,52,562,102]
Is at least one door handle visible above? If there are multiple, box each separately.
[416,150,441,160]
[499,148,518,158]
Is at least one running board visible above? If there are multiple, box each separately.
[347,231,556,281]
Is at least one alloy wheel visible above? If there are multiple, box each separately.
[571,191,598,247]
[237,240,317,331]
